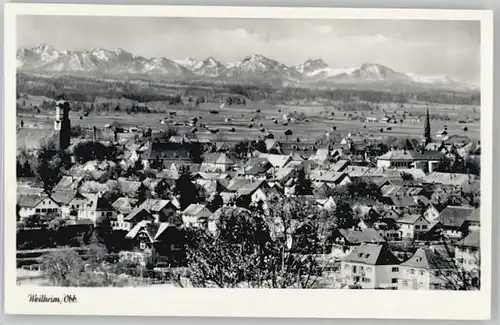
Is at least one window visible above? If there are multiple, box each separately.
[366,267,372,273]
[35,209,40,213]
[344,264,350,269]
[360,266,364,271]
[410,269,415,275]
[457,258,464,264]
[419,270,425,276]
[415,225,420,230]
[392,267,399,272]
[139,242,146,250]
[391,278,398,284]
[403,280,408,286]
[363,277,371,283]
[422,225,427,229]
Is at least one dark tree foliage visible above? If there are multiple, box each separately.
[175,166,199,210]
[334,201,356,229]
[35,145,72,192]
[295,168,313,196]
[73,141,119,164]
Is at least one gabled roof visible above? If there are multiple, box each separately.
[124,207,153,222]
[182,203,211,217]
[437,206,475,228]
[396,214,427,225]
[386,195,419,207]
[265,139,279,151]
[456,230,480,248]
[203,152,235,165]
[51,190,77,205]
[331,159,349,172]
[256,153,292,168]
[378,150,445,161]
[53,176,83,191]
[337,228,386,245]
[117,178,142,195]
[17,193,54,208]
[381,185,423,197]
[139,199,177,212]
[400,247,454,269]
[81,193,115,212]
[467,208,480,223]
[125,220,161,242]
[310,170,347,184]
[112,197,135,215]
[342,243,400,265]
[146,141,191,160]
[240,158,272,175]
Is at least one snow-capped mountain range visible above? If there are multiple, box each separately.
[17,44,477,91]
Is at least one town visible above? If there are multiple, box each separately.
[15,92,481,290]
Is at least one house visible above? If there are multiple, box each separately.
[341,243,400,289]
[423,203,445,223]
[398,247,456,290]
[316,197,336,211]
[53,176,83,192]
[376,150,444,173]
[124,220,160,254]
[182,204,213,228]
[458,207,480,234]
[310,148,331,164]
[112,197,137,216]
[331,159,349,172]
[139,199,180,224]
[436,206,476,238]
[50,190,78,218]
[265,139,282,153]
[329,228,386,259]
[73,193,116,224]
[255,153,292,169]
[454,231,480,284]
[201,152,235,172]
[309,171,351,188]
[238,158,273,180]
[397,214,431,240]
[17,193,60,220]
[144,141,192,167]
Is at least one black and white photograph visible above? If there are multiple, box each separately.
[3,4,493,320]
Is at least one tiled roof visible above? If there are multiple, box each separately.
[400,247,454,269]
[437,206,475,228]
[337,228,386,245]
[456,230,480,248]
[343,243,400,265]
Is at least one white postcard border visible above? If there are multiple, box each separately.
[3,4,493,320]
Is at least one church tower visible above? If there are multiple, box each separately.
[424,108,431,144]
[59,101,71,150]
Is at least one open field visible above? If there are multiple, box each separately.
[17,99,480,144]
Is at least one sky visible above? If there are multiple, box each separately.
[17,16,480,82]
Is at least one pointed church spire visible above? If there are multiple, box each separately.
[424,108,431,144]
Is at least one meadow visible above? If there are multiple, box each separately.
[17,95,480,146]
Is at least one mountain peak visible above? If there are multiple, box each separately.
[304,58,328,68]
[34,43,56,53]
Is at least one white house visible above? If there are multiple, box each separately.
[341,243,400,289]
[455,231,480,282]
[397,214,431,240]
[182,204,212,228]
[17,193,60,220]
[398,247,456,290]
